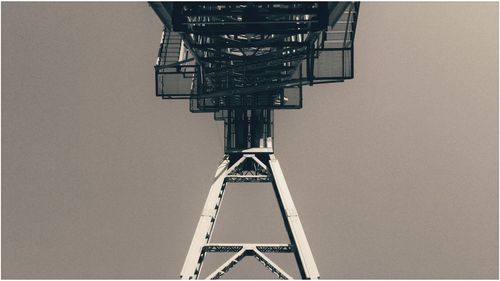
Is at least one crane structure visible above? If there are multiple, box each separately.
[149,2,360,279]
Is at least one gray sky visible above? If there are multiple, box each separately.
[2,2,498,279]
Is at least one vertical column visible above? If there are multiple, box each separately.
[180,158,230,279]
[268,154,320,279]
[226,109,273,153]
[234,109,248,150]
[250,109,265,148]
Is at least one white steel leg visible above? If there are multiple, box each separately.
[268,154,320,279]
[180,158,229,279]
[180,156,246,279]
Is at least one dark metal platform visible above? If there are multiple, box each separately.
[151,2,359,110]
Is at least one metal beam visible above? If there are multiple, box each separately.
[253,248,293,279]
[204,243,292,253]
[269,154,320,279]
[180,157,233,279]
[205,248,249,279]
[328,2,351,27]
[149,2,174,30]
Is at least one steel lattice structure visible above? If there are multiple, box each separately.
[149,2,360,279]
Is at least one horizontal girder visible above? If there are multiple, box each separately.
[203,244,293,253]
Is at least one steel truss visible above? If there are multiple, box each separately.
[152,2,360,108]
[180,153,319,279]
[148,2,361,279]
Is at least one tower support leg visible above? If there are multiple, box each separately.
[180,153,319,279]
[180,157,231,279]
[269,154,320,279]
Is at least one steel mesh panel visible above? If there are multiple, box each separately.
[283,86,302,108]
[157,70,196,98]
[190,88,301,112]
[190,96,217,112]
[155,28,197,98]
[313,48,353,80]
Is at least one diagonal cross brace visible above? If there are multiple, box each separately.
[205,246,293,280]
[205,248,249,279]
[253,248,293,279]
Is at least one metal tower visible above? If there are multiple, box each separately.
[149,2,360,279]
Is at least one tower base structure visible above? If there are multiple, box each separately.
[180,152,320,279]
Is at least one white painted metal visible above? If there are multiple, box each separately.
[269,154,320,279]
[204,243,292,253]
[248,154,268,172]
[205,248,247,279]
[205,245,293,280]
[180,157,232,279]
[226,147,273,154]
[253,248,293,279]
[180,153,320,279]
